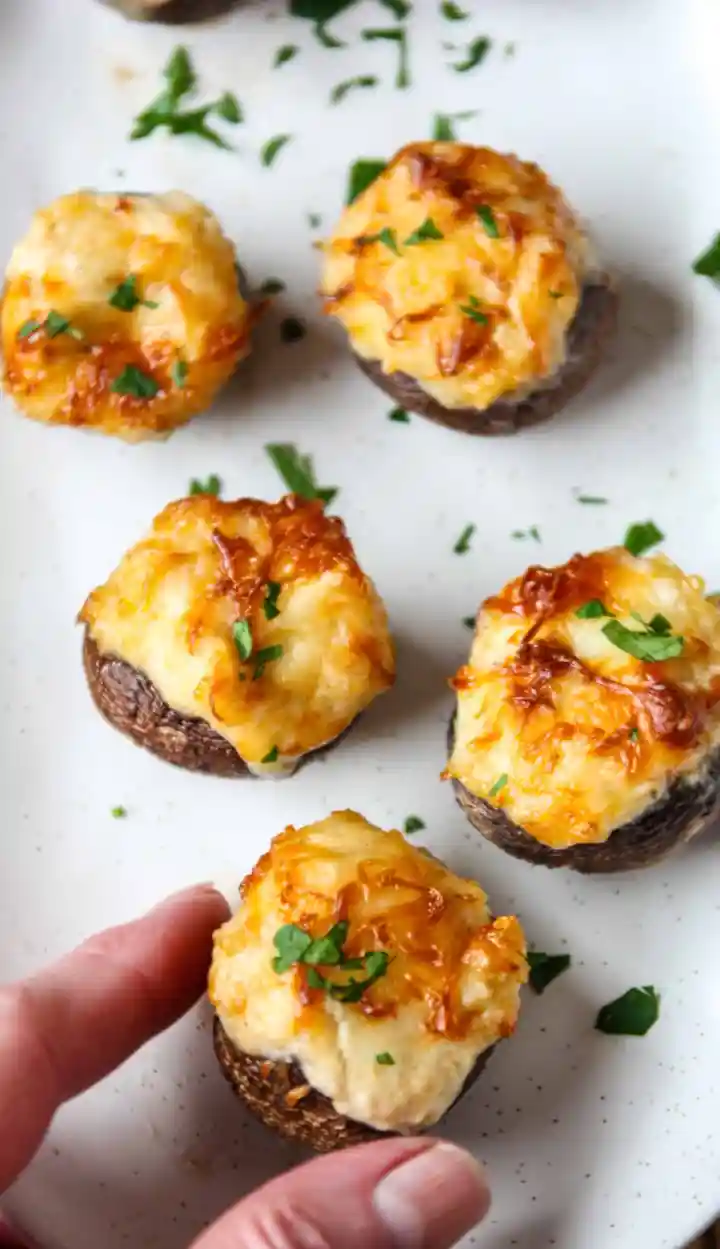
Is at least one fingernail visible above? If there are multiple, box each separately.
[373,1141,490,1249]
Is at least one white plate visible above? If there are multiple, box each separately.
[2,1,719,1246]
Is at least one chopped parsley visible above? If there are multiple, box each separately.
[308,212,322,229]
[693,233,720,281]
[475,204,500,238]
[511,526,541,542]
[331,75,378,104]
[347,159,387,204]
[404,218,444,245]
[130,46,242,149]
[232,620,253,662]
[380,0,411,14]
[404,816,425,835]
[376,1051,396,1065]
[111,805,127,819]
[628,726,640,742]
[452,35,491,72]
[19,312,84,341]
[527,951,571,995]
[432,110,477,141]
[488,773,508,798]
[575,599,610,619]
[110,365,159,399]
[453,523,475,554]
[602,619,684,662]
[595,985,660,1036]
[315,22,345,48]
[361,27,410,89]
[549,290,564,299]
[624,520,664,557]
[17,319,41,340]
[258,277,286,296]
[441,0,468,17]
[462,615,475,629]
[266,443,337,505]
[272,919,390,1003]
[459,294,489,325]
[388,406,410,423]
[262,745,280,763]
[274,44,299,68]
[253,644,284,681]
[171,359,188,388]
[360,227,400,255]
[262,134,293,167]
[189,474,221,496]
[280,317,306,343]
[263,581,282,620]
[575,494,608,505]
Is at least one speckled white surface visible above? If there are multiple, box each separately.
[1,1,719,1246]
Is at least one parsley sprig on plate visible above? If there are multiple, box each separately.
[131,46,242,149]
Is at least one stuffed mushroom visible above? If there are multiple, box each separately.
[99,0,242,22]
[209,810,527,1150]
[2,191,253,441]
[321,143,617,435]
[79,494,394,776]
[447,547,720,872]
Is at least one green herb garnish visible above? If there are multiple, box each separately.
[454,523,475,554]
[263,581,282,620]
[262,745,280,763]
[275,44,299,68]
[280,317,306,343]
[575,599,610,619]
[272,919,390,1003]
[404,816,425,835]
[693,233,720,281]
[347,159,387,204]
[488,773,508,798]
[360,227,400,255]
[441,1,468,18]
[527,951,571,995]
[576,494,608,505]
[253,644,284,680]
[628,727,640,741]
[331,75,378,104]
[475,204,499,238]
[308,951,390,1002]
[624,521,664,557]
[232,620,253,661]
[19,312,83,341]
[602,619,684,662]
[109,276,149,312]
[266,443,338,505]
[308,213,322,229]
[376,1051,396,1065]
[315,22,345,47]
[388,407,410,423]
[272,923,314,974]
[171,359,188,388]
[17,319,42,340]
[462,615,475,629]
[110,365,159,399]
[130,47,242,148]
[380,0,411,14]
[404,218,444,245]
[511,526,541,542]
[262,134,293,167]
[595,986,660,1036]
[189,474,221,496]
[432,110,477,141]
[459,294,489,325]
[361,27,410,89]
[452,35,491,72]
[111,805,127,819]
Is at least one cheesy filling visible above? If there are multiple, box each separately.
[322,143,601,412]
[209,811,527,1133]
[448,548,720,848]
[80,495,395,768]
[1,190,252,441]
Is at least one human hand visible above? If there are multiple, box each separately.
[0,884,490,1249]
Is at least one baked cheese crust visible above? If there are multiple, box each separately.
[2,191,252,441]
[448,548,720,848]
[210,811,527,1133]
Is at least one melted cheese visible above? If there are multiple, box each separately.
[322,143,600,412]
[1,191,252,441]
[448,548,720,848]
[209,811,527,1133]
[80,495,394,767]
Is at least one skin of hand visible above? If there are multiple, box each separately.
[0,884,491,1249]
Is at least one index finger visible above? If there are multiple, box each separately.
[0,883,229,1193]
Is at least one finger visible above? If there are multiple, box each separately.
[192,1136,490,1249]
[0,883,229,1193]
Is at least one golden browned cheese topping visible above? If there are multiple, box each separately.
[210,812,527,1132]
[80,496,395,769]
[448,548,720,848]
[321,143,599,411]
[1,191,253,441]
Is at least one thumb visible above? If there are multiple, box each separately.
[192,1136,489,1249]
